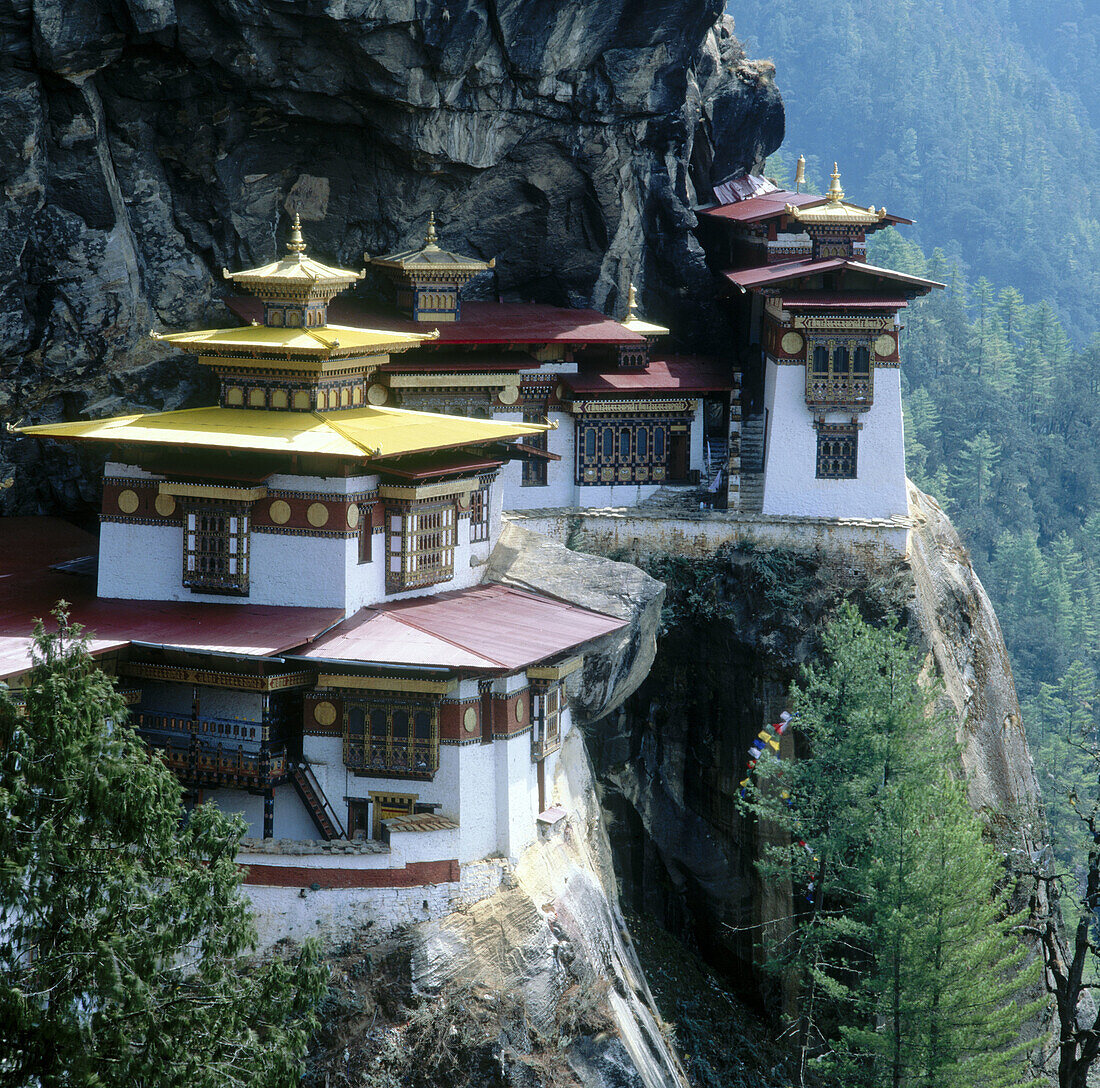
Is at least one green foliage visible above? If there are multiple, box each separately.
[742,606,1040,1088]
[733,0,1100,340]
[0,606,327,1088]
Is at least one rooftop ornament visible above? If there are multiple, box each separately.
[784,163,888,226]
[621,282,670,338]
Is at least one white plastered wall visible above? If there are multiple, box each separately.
[98,465,494,614]
[503,409,578,511]
[761,359,908,519]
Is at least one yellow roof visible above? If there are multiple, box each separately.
[153,323,435,360]
[785,163,886,228]
[224,214,364,291]
[19,405,549,460]
[370,213,495,275]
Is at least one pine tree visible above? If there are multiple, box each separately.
[0,607,327,1088]
[744,606,1039,1088]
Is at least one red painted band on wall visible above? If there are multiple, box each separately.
[241,858,460,888]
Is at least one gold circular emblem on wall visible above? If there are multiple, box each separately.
[515,699,524,723]
[154,494,176,517]
[367,383,388,405]
[269,499,291,525]
[117,489,140,514]
[463,707,478,733]
[498,384,520,406]
[874,333,896,358]
[307,502,329,528]
[346,504,360,529]
[314,701,337,727]
[780,331,805,356]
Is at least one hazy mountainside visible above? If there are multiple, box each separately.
[865,228,1100,885]
[0,0,782,515]
[730,0,1100,342]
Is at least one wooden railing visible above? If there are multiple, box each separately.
[805,372,874,408]
[343,739,438,777]
[136,712,285,786]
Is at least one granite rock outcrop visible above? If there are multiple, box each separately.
[0,0,783,514]
[580,486,1045,975]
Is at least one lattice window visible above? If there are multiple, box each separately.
[816,423,859,479]
[386,501,456,591]
[470,485,491,542]
[344,699,439,778]
[575,418,678,485]
[806,336,874,407]
[183,504,250,595]
[531,682,563,760]
[358,503,374,564]
[522,409,548,487]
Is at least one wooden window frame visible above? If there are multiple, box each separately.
[344,698,439,779]
[815,422,859,479]
[531,681,563,760]
[469,485,491,542]
[575,417,680,485]
[182,501,250,596]
[386,501,456,592]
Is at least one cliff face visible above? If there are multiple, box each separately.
[0,0,782,514]
[579,487,1045,977]
[304,538,683,1088]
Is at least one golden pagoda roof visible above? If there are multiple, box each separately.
[621,283,669,338]
[152,322,435,361]
[785,164,887,227]
[18,405,549,461]
[223,214,364,291]
[369,213,495,274]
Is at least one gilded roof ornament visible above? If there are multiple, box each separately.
[621,281,670,338]
[370,215,495,275]
[794,154,807,193]
[286,211,307,256]
[222,214,365,291]
[783,162,888,227]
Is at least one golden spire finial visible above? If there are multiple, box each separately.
[827,162,844,204]
[287,212,307,256]
[626,282,639,319]
[794,154,807,193]
[424,211,439,248]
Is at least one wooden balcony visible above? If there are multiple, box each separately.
[135,711,286,789]
[805,371,873,409]
[344,738,438,779]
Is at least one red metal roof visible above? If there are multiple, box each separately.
[297,583,626,671]
[0,518,342,680]
[699,191,822,224]
[225,298,644,346]
[781,292,909,310]
[377,349,540,373]
[724,259,942,294]
[372,452,503,480]
[562,356,733,395]
[699,191,913,228]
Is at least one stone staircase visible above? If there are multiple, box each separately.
[737,416,765,513]
[637,485,705,513]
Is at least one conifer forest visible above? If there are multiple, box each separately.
[742,0,1100,915]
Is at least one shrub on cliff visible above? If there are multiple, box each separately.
[0,606,327,1088]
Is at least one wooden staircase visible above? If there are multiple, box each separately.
[290,762,345,840]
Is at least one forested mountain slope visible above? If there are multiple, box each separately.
[732,0,1100,341]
